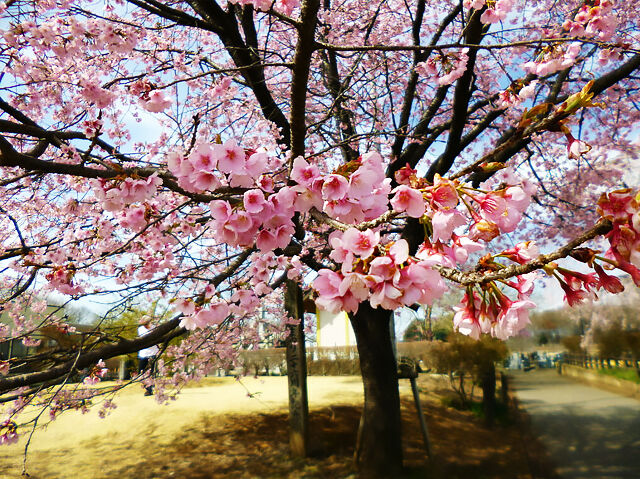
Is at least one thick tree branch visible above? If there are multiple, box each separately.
[391,3,461,159]
[426,10,487,181]
[289,0,321,159]
[437,219,613,285]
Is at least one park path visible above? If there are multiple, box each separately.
[511,369,640,479]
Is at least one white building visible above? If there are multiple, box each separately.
[316,309,356,347]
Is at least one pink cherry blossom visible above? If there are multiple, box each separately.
[431,209,466,243]
[189,144,217,171]
[245,152,269,178]
[389,239,409,265]
[215,139,246,175]
[141,90,172,112]
[243,189,267,214]
[209,200,233,222]
[501,241,539,264]
[431,175,459,209]
[120,206,147,231]
[192,170,221,191]
[469,219,500,242]
[291,156,320,187]
[256,229,277,251]
[593,263,624,293]
[341,228,380,259]
[390,185,425,218]
[322,174,349,201]
[493,299,535,340]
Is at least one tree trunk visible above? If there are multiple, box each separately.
[481,362,496,428]
[350,301,403,478]
[284,280,309,457]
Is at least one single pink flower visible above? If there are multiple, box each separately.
[338,272,369,301]
[502,241,539,264]
[389,239,409,265]
[209,200,233,222]
[470,219,500,242]
[341,228,380,259]
[192,169,220,191]
[431,209,466,243]
[141,90,172,112]
[188,144,217,171]
[446,234,483,264]
[274,224,294,249]
[243,189,266,214]
[559,279,592,307]
[368,256,397,282]
[322,174,349,201]
[256,229,277,251]
[227,211,254,234]
[494,299,535,339]
[391,185,425,218]
[215,139,245,175]
[314,269,342,299]
[593,263,624,293]
[566,134,592,159]
[174,298,196,315]
[453,292,481,340]
[431,175,459,209]
[369,281,403,310]
[348,167,379,199]
[476,193,506,223]
[291,156,320,187]
[245,152,268,178]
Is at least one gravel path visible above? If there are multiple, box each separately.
[511,369,640,479]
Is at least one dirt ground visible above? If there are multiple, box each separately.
[0,375,556,479]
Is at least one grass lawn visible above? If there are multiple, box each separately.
[597,367,640,384]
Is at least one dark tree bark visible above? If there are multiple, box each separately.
[482,362,496,428]
[350,301,403,478]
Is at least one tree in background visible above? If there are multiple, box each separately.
[1,0,640,476]
[425,333,507,425]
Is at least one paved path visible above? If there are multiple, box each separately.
[511,369,640,479]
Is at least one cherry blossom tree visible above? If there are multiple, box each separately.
[1,0,640,476]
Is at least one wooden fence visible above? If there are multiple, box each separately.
[563,354,640,370]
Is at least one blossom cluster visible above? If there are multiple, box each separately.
[83,359,108,386]
[175,297,231,331]
[292,152,391,223]
[44,265,83,296]
[454,287,535,340]
[415,49,469,86]
[93,173,162,212]
[463,0,515,25]
[497,80,538,109]
[48,389,94,420]
[562,0,617,41]
[228,0,301,16]
[450,241,539,339]
[0,421,18,446]
[598,189,640,285]
[521,42,582,77]
[553,264,624,307]
[168,139,277,193]
[314,234,448,313]
[393,166,535,243]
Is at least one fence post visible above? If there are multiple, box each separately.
[284,280,309,458]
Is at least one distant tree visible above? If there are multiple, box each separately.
[426,333,507,415]
[561,335,584,355]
